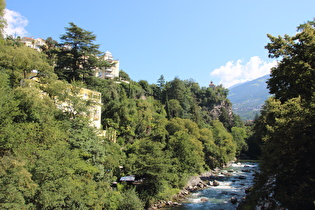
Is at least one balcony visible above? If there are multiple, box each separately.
[105,73,114,78]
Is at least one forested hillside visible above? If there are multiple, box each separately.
[228,74,270,120]
[0,4,247,209]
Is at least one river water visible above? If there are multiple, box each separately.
[166,161,259,210]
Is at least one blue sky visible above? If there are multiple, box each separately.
[4,0,315,88]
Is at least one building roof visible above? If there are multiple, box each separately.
[209,81,216,88]
[21,37,34,41]
[119,175,135,182]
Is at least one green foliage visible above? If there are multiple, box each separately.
[149,100,168,143]
[0,0,6,37]
[168,130,204,174]
[199,128,221,168]
[138,80,152,96]
[211,120,236,164]
[0,156,37,209]
[231,126,247,156]
[125,138,176,204]
[219,106,231,130]
[32,142,100,209]
[40,37,59,66]
[253,97,315,209]
[250,20,315,209]
[0,40,55,87]
[0,72,123,209]
[266,20,315,103]
[157,75,165,89]
[117,188,144,210]
[56,22,101,82]
[168,99,183,118]
[0,71,18,125]
[119,70,130,81]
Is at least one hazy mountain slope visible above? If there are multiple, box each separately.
[228,74,271,120]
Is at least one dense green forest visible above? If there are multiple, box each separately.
[0,1,248,209]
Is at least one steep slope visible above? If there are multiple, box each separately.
[228,74,271,120]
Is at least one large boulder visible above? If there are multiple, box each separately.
[230,196,238,204]
[213,180,220,186]
[238,175,246,179]
[201,198,208,202]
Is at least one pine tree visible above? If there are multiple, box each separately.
[56,22,101,82]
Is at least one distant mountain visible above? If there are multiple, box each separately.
[228,74,271,120]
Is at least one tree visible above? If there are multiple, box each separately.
[135,100,153,138]
[56,22,101,82]
[0,0,6,37]
[168,99,183,118]
[0,156,37,209]
[125,139,174,202]
[40,37,59,66]
[0,71,17,121]
[31,142,100,209]
[250,20,315,209]
[138,80,152,96]
[166,77,186,103]
[254,97,315,209]
[119,70,130,81]
[211,120,236,164]
[0,41,55,87]
[199,127,221,169]
[167,131,204,174]
[157,75,165,89]
[231,126,247,156]
[166,118,205,174]
[266,20,315,103]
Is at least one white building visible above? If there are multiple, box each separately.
[20,37,46,52]
[96,51,120,79]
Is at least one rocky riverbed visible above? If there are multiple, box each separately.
[149,161,259,210]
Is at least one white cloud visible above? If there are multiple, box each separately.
[3,9,29,37]
[210,56,277,88]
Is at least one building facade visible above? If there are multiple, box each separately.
[78,88,102,129]
[55,87,103,130]
[95,51,120,79]
[20,37,46,52]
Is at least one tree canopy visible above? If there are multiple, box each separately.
[247,20,315,209]
[266,20,315,103]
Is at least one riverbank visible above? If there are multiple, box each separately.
[148,171,215,209]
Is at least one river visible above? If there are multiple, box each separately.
[165,161,259,210]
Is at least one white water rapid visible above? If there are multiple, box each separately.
[166,161,259,210]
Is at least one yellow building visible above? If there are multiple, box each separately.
[78,88,102,129]
[24,77,103,131]
[22,72,114,140]
[54,86,103,130]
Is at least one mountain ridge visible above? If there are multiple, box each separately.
[228,74,271,120]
